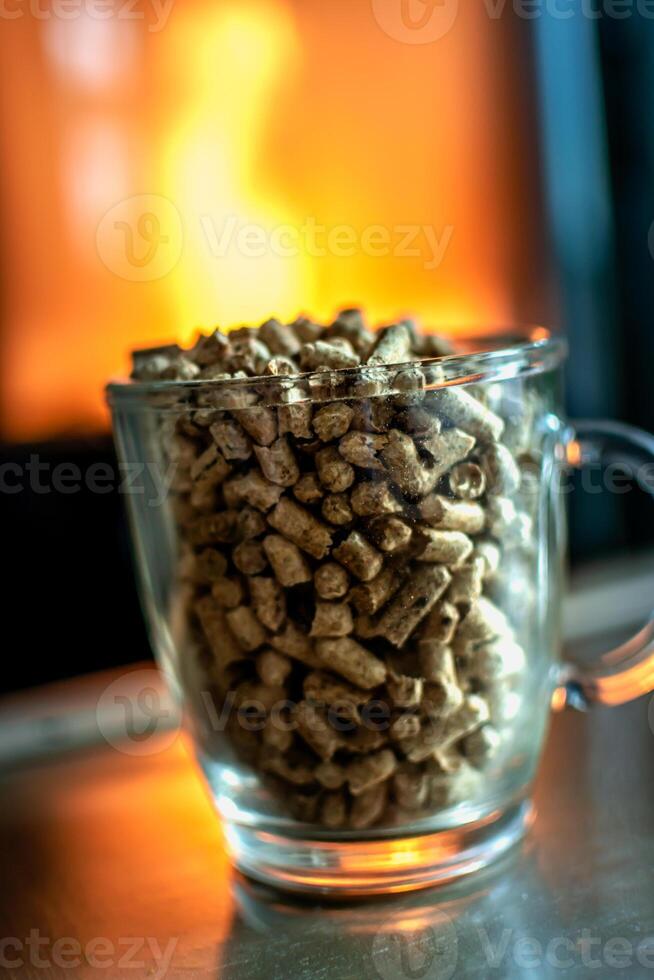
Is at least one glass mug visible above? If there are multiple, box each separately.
[107,331,654,895]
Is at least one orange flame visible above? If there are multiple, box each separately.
[0,0,554,439]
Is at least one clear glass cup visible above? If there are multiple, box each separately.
[106,331,654,895]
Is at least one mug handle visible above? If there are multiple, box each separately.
[559,419,654,708]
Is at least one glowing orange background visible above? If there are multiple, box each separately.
[0,0,554,439]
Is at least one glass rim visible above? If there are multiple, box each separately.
[106,328,567,411]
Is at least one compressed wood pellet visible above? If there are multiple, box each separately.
[338,431,388,470]
[347,749,397,796]
[268,498,333,559]
[315,447,355,493]
[369,516,412,553]
[189,330,229,366]
[390,714,422,742]
[459,636,526,683]
[350,480,402,517]
[194,548,228,583]
[457,597,511,644]
[259,317,301,357]
[374,566,451,647]
[313,403,354,441]
[419,427,476,482]
[415,528,473,566]
[419,495,486,534]
[262,718,293,753]
[393,365,426,408]
[278,401,313,439]
[256,649,292,687]
[211,576,245,609]
[291,317,323,343]
[321,493,354,526]
[188,511,239,546]
[435,387,505,443]
[270,622,322,668]
[400,719,449,763]
[210,419,252,460]
[299,339,360,370]
[332,531,383,582]
[226,606,267,652]
[262,534,312,586]
[327,309,375,354]
[233,406,278,446]
[381,429,438,497]
[393,767,430,810]
[321,791,348,828]
[265,356,298,377]
[315,760,347,790]
[485,496,533,549]
[194,597,245,671]
[250,576,286,631]
[474,539,502,578]
[349,783,388,829]
[315,637,387,689]
[480,443,521,496]
[233,540,267,575]
[139,312,540,831]
[295,701,344,761]
[303,671,368,719]
[223,471,284,512]
[462,725,501,767]
[449,461,486,500]
[350,398,395,434]
[310,602,353,638]
[260,749,315,786]
[314,562,350,600]
[448,557,485,608]
[293,472,324,504]
[366,322,412,366]
[236,507,267,540]
[347,725,389,755]
[441,695,489,747]
[189,444,224,484]
[254,437,300,487]
[387,674,423,708]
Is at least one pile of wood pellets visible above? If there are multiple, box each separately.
[132,311,534,831]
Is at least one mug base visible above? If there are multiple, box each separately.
[222,799,533,897]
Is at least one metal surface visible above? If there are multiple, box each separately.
[0,688,653,978]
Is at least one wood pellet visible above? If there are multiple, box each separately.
[132,310,537,831]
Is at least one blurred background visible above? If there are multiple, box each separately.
[0,0,652,693]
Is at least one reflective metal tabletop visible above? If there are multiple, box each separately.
[1,679,653,980]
